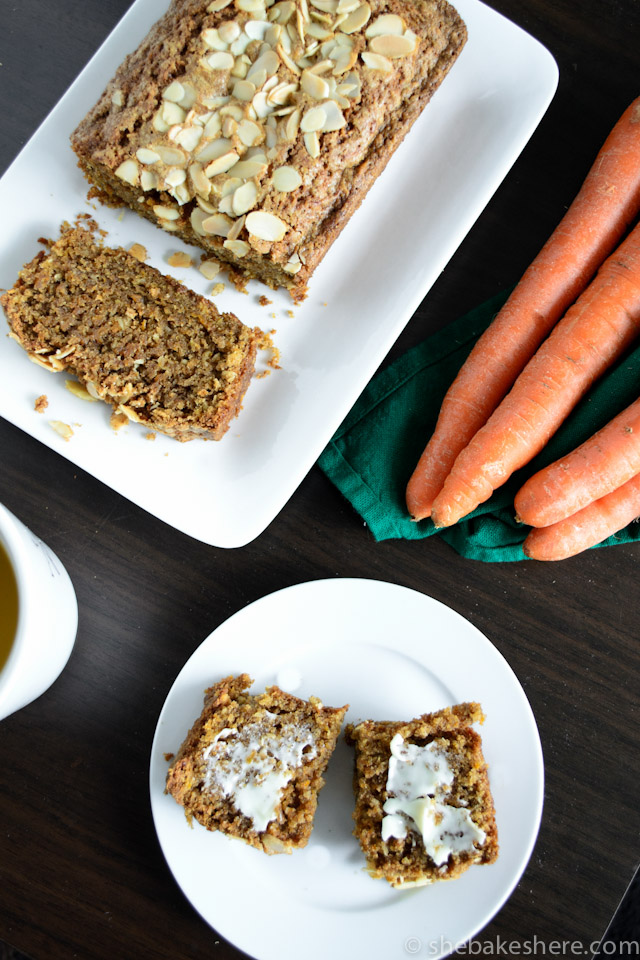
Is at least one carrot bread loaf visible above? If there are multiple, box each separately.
[345,702,498,887]
[0,223,259,441]
[165,674,348,853]
[71,0,467,301]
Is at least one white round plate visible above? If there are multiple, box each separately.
[150,578,543,960]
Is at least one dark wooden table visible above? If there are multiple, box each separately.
[1,1,639,957]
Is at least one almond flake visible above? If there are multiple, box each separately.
[320,99,346,131]
[115,159,140,186]
[207,50,235,70]
[300,105,326,132]
[233,79,257,101]
[232,181,259,215]
[338,1,370,33]
[202,28,229,51]
[111,89,125,107]
[140,170,158,191]
[271,165,302,191]
[223,238,251,256]
[136,148,160,165]
[189,162,211,196]
[219,20,241,43]
[303,130,320,157]
[190,208,209,236]
[199,259,223,280]
[236,0,266,11]
[175,125,204,151]
[163,81,186,102]
[154,204,181,221]
[232,158,268,178]
[205,151,240,177]
[207,0,233,9]
[366,13,405,37]
[155,145,188,166]
[284,107,301,140]
[196,137,234,163]
[164,167,187,188]
[237,118,265,147]
[277,42,302,74]
[228,213,247,240]
[65,380,98,402]
[202,213,234,237]
[301,69,330,99]
[246,210,288,241]
[161,101,187,125]
[49,421,74,442]
[361,50,392,71]
[369,33,416,57]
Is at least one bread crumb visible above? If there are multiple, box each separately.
[168,251,194,268]
[49,420,73,441]
[110,411,128,432]
[145,432,156,441]
[128,243,148,262]
[258,295,272,306]
[210,282,225,296]
[286,310,294,318]
[34,395,48,413]
[255,328,281,377]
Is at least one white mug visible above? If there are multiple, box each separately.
[0,503,77,721]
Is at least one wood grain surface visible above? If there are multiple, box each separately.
[1,1,639,958]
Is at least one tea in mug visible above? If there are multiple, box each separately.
[0,541,19,672]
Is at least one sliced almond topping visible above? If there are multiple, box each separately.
[232,181,259,215]
[163,81,186,102]
[283,251,302,274]
[66,380,98,402]
[136,147,160,165]
[277,42,302,75]
[237,118,265,147]
[207,0,234,9]
[249,49,281,80]
[140,170,158,191]
[246,210,288,241]
[300,104,326,132]
[232,158,269,179]
[252,91,276,119]
[197,195,217,213]
[270,0,296,23]
[271,165,302,191]
[178,83,198,109]
[222,115,239,138]
[365,13,405,37]
[330,42,358,73]
[237,0,267,11]
[164,167,187,188]
[154,204,181,221]
[338,1,370,33]
[171,183,192,205]
[202,213,234,237]
[189,162,211,196]
[219,175,244,197]
[227,213,247,240]
[207,50,235,70]
[152,111,171,134]
[361,50,393,71]
[218,20,241,43]
[115,159,140,186]
[204,151,240,177]
[233,79,257,101]
[369,33,416,57]
[320,98,346,131]
[190,208,209,236]
[310,0,338,12]
[174,125,204,152]
[223,238,251,256]
[202,28,229,51]
[303,130,320,157]
[154,145,188,166]
[161,101,187,126]
[284,107,301,140]
[199,259,222,280]
[301,68,330,99]
[111,89,125,107]
[196,136,234,163]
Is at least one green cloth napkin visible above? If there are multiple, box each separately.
[318,290,640,561]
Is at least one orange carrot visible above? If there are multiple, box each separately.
[406,97,640,521]
[523,472,640,560]
[515,394,640,527]
[430,219,640,528]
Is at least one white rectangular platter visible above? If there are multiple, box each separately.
[0,0,558,548]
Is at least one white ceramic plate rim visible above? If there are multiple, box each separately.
[0,0,558,548]
[149,578,544,960]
